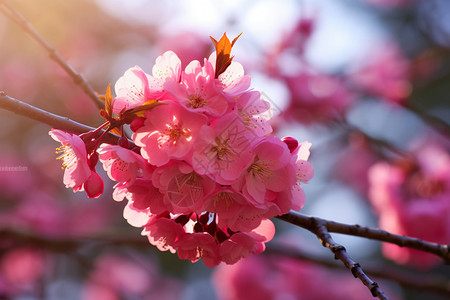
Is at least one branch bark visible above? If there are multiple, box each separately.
[276,211,450,264]
[266,244,450,298]
[0,93,120,145]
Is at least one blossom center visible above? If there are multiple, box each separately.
[56,144,77,170]
[187,95,207,109]
[247,158,272,182]
[213,192,233,209]
[211,137,233,161]
[163,122,191,144]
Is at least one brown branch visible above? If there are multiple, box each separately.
[266,244,450,298]
[312,218,388,299]
[276,211,450,264]
[0,92,121,145]
[0,0,104,109]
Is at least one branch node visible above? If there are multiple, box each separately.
[350,263,361,278]
[369,282,380,297]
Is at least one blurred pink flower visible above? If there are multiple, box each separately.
[285,71,355,124]
[0,247,46,293]
[351,43,411,104]
[368,143,450,269]
[82,252,183,300]
[265,15,316,76]
[334,133,378,195]
[213,255,398,300]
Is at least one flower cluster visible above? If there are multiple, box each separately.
[368,143,450,269]
[49,34,313,267]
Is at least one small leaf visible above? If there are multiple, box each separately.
[105,84,114,117]
[121,100,166,124]
[210,32,242,78]
[110,127,121,136]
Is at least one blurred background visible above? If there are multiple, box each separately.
[0,0,449,299]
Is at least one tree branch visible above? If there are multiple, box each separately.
[0,0,104,109]
[313,218,388,299]
[276,211,450,264]
[267,244,450,298]
[0,92,121,145]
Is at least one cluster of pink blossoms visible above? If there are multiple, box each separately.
[368,143,450,269]
[49,34,313,267]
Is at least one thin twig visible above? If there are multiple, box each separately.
[312,218,389,299]
[267,244,450,298]
[0,0,104,109]
[0,92,121,145]
[276,211,450,264]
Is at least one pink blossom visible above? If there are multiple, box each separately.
[152,161,217,214]
[113,179,166,215]
[97,143,152,185]
[368,144,450,269]
[202,188,264,232]
[209,53,251,97]
[292,142,314,184]
[234,136,296,207]
[149,50,182,94]
[133,102,207,166]
[235,91,273,136]
[49,129,103,198]
[113,51,181,112]
[175,232,221,267]
[142,215,186,254]
[219,219,275,265]
[49,129,91,191]
[192,112,256,185]
[113,66,153,113]
[164,58,229,118]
